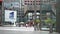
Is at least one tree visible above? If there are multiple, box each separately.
[45,18,52,24]
[45,18,56,27]
[45,18,55,33]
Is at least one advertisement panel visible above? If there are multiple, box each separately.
[5,10,17,22]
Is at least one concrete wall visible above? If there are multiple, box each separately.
[56,0,60,33]
[24,4,40,14]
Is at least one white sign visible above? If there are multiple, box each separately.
[5,10,17,22]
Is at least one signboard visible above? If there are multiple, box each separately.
[5,10,17,22]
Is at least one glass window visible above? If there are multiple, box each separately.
[28,1,29,2]
[36,1,39,2]
[41,4,51,10]
[31,1,32,2]
[30,3,32,5]
[25,3,27,5]
[25,1,27,2]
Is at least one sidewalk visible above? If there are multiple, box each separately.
[0,26,34,31]
[0,26,59,34]
[0,25,59,34]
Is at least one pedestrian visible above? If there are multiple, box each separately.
[34,19,40,31]
[26,24,28,27]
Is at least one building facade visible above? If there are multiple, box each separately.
[24,0,56,20]
[24,0,56,30]
[3,0,24,24]
[24,0,40,13]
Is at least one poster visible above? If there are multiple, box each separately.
[5,10,17,22]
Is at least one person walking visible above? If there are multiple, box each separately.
[34,19,40,31]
